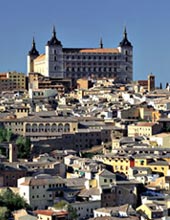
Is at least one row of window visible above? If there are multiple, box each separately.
[66,61,118,66]
[26,123,71,133]
[32,183,64,189]
[104,178,114,183]
[64,55,120,60]
[107,158,129,162]
[32,194,52,199]
[66,67,118,72]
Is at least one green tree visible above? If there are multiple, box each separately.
[53,201,77,220]
[16,136,31,159]
[0,128,6,143]
[0,188,31,217]
[67,204,78,220]
[0,207,9,220]
[6,129,12,142]
[0,128,13,143]
[53,200,68,210]
[160,82,162,89]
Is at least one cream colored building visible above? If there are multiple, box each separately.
[128,122,162,137]
[0,114,78,137]
[150,132,170,147]
[153,99,170,111]
[0,71,27,92]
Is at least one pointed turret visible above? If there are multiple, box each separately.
[52,25,56,38]
[99,38,103,48]
[28,37,39,56]
[47,26,62,46]
[119,26,132,47]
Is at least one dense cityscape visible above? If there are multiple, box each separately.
[0,23,170,220]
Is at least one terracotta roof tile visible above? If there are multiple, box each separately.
[34,54,45,62]
[80,48,120,54]
[34,210,68,216]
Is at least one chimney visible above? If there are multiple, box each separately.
[9,143,18,162]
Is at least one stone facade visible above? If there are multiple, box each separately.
[27,27,133,83]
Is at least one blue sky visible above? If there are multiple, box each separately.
[1,0,170,86]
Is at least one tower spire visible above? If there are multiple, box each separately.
[52,25,56,37]
[119,26,132,47]
[47,26,62,46]
[123,26,127,39]
[28,37,39,56]
[32,37,35,48]
[99,38,103,48]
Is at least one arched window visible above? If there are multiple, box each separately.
[26,123,31,132]
[45,123,51,132]
[58,123,63,132]
[51,123,57,132]
[64,123,70,132]
[39,124,44,132]
[32,123,38,132]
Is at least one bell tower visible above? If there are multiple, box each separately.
[148,73,155,92]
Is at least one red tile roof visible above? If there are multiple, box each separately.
[80,48,120,53]
[34,209,68,216]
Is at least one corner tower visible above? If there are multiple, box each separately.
[45,26,64,78]
[27,37,39,75]
[118,27,133,82]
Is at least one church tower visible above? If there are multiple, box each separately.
[118,27,133,82]
[148,73,155,92]
[27,37,39,75]
[45,26,64,78]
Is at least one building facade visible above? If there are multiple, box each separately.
[0,71,27,92]
[27,27,133,83]
[127,122,162,137]
[18,175,66,209]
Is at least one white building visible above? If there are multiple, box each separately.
[18,174,66,210]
